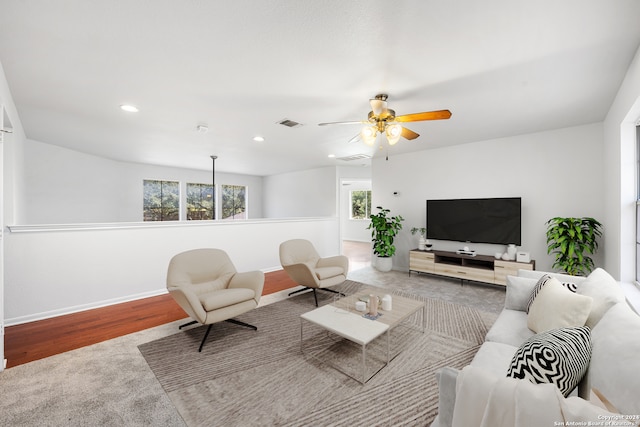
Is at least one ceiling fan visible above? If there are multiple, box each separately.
[319,94,451,146]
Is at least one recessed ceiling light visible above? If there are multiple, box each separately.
[120,104,139,113]
[253,136,265,142]
[328,154,336,158]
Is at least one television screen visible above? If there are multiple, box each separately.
[426,197,521,245]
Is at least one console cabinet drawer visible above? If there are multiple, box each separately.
[409,251,435,273]
[434,263,495,283]
[494,260,534,285]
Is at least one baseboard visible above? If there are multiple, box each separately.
[5,267,284,326]
[4,289,170,327]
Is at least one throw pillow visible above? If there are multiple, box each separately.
[505,275,538,311]
[527,277,593,333]
[526,274,578,314]
[507,326,592,397]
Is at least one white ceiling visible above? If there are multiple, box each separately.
[1,1,640,176]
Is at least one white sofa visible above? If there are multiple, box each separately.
[431,268,640,427]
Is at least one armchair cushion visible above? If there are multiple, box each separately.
[315,266,345,280]
[200,288,256,311]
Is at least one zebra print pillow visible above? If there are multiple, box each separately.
[526,274,577,313]
[506,326,591,397]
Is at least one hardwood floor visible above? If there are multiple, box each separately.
[4,242,370,369]
[4,269,296,368]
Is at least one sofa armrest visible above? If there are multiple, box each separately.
[433,367,459,427]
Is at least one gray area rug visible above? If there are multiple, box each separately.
[138,281,490,426]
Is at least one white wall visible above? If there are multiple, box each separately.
[603,44,640,281]
[1,60,27,371]
[4,217,340,325]
[262,166,338,218]
[371,123,605,273]
[23,139,264,223]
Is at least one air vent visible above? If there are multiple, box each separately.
[277,118,303,128]
[336,154,372,161]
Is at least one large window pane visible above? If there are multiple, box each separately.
[350,190,372,219]
[143,180,179,221]
[222,185,246,219]
[187,183,214,220]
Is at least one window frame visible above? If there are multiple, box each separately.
[143,179,180,221]
[221,184,247,220]
[186,182,215,220]
[349,189,372,220]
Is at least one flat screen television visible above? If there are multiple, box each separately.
[426,197,521,245]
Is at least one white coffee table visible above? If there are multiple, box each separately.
[300,290,425,383]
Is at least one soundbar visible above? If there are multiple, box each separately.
[455,249,476,256]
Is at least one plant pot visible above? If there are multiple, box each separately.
[376,256,393,272]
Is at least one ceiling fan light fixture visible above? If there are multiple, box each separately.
[386,123,402,145]
[360,126,377,145]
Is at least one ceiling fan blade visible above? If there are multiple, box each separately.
[318,120,366,126]
[401,126,420,140]
[395,110,452,122]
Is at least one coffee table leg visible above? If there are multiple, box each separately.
[387,329,390,363]
[362,344,366,384]
[300,318,304,353]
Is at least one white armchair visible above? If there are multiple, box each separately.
[279,239,349,306]
[166,248,264,352]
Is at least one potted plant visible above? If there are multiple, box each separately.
[368,206,404,272]
[545,217,603,276]
[411,227,428,250]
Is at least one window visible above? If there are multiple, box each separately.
[186,183,214,220]
[222,185,246,219]
[143,180,179,221]
[350,190,372,219]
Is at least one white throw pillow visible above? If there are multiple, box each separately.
[576,268,625,328]
[527,277,593,333]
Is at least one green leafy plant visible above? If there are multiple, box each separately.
[545,217,603,276]
[368,206,404,257]
[410,227,427,238]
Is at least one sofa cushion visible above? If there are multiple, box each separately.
[506,326,591,397]
[576,268,626,328]
[505,275,537,311]
[590,302,640,415]
[527,277,593,333]
[471,341,519,378]
[485,308,535,346]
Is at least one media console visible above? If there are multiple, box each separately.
[409,249,535,286]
